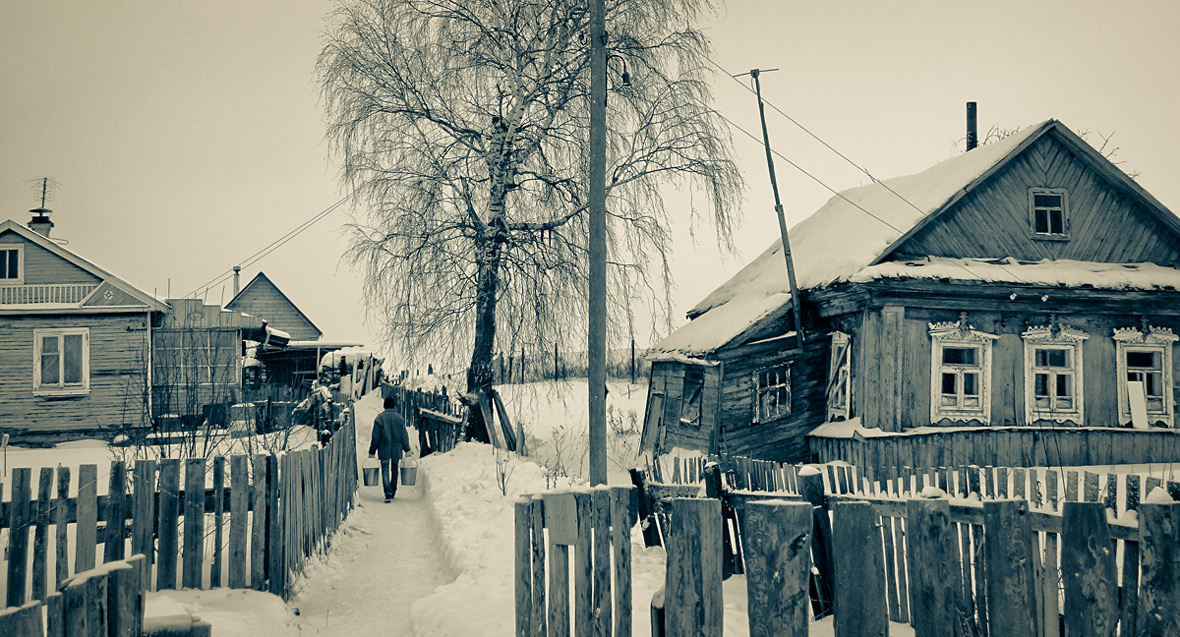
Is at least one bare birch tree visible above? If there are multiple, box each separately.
[318,0,743,400]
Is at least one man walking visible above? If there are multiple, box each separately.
[369,395,411,502]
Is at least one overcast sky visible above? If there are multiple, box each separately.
[2,1,1177,354]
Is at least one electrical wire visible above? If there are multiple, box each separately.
[185,193,356,300]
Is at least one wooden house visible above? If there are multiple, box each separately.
[225,271,323,341]
[0,214,169,440]
[641,119,1180,472]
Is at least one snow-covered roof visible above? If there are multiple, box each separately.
[853,256,1180,290]
[653,119,1180,357]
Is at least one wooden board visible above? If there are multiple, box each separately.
[1061,502,1117,636]
[250,455,267,591]
[743,500,811,637]
[76,465,98,573]
[33,467,53,602]
[131,461,156,589]
[105,461,127,562]
[157,459,181,590]
[6,468,32,607]
[831,501,887,636]
[183,458,205,589]
[55,466,71,589]
[1137,501,1180,635]
[229,456,249,589]
[983,500,1038,635]
[907,497,957,637]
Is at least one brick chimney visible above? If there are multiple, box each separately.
[28,207,54,238]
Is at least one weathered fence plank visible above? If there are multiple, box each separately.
[664,498,722,637]
[157,458,181,590]
[831,500,887,636]
[6,467,32,607]
[33,467,54,602]
[251,454,267,590]
[611,486,633,637]
[211,456,224,588]
[105,461,128,562]
[132,460,156,589]
[573,491,593,637]
[983,499,1038,636]
[55,466,71,589]
[907,496,958,637]
[1137,500,1179,636]
[744,500,811,637]
[513,498,532,637]
[76,464,98,573]
[229,455,249,589]
[46,591,64,637]
[1061,501,1118,637]
[183,458,205,589]
[267,454,282,596]
[530,496,546,637]
[0,601,43,636]
[592,488,612,637]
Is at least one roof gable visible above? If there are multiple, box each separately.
[884,125,1180,268]
[225,272,322,340]
[0,220,167,311]
[656,119,1180,357]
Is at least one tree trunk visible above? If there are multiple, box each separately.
[465,196,508,443]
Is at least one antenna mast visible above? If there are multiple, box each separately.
[735,68,805,349]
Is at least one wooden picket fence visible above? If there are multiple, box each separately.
[656,493,1180,636]
[0,555,148,636]
[1,423,358,610]
[513,486,637,637]
[385,384,465,454]
[636,452,1180,636]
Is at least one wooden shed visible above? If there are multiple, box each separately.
[641,119,1180,469]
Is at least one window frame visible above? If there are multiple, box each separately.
[680,366,705,427]
[753,363,792,424]
[1022,324,1088,424]
[826,332,852,421]
[33,327,90,396]
[928,319,998,424]
[1113,326,1176,426]
[0,244,24,284]
[1028,187,1070,241]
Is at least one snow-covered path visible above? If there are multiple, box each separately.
[286,392,455,636]
[288,483,453,635]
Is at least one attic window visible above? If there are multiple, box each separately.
[1029,188,1069,240]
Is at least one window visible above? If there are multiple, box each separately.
[680,367,704,427]
[827,332,852,421]
[0,245,23,283]
[929,317,997,423]
[1029,188,1068,239]
[33,328,89,395]
[1113,326,1176,426]
[755,364,791,423]
[1022,324,1087,424]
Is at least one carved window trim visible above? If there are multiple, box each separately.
[929,317,997,424]
[1113,326,1176,426]
[1022,324,1088,425]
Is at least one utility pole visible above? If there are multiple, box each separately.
[738,68,805,350]
[588,0,608,486]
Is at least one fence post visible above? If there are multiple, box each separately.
[628,469,660,547]
[33,466,54,602]
[1061,501,1117,636]
[1136,498,1179,635]
[983,499,1038,635]
[744,500,811,637]
[798,466,834,618]
[831,500,887,636]
[907,492,958,637]
[0,601,43,636]
[664,498,723,636]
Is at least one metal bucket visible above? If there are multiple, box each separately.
[362,459,380,487]
[400,462,417,486]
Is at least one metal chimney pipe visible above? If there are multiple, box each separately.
[966,102,978,151]
[233,266,241,296]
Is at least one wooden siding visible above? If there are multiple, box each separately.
[854,304,1179,430]
[225,275,321,341]
[0,231,100,285]
[715,337,828,462]
[0,314,151,435]
[894,134,1180,268]
[649,361,721,454]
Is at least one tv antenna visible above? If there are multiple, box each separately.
[28,177,60,211]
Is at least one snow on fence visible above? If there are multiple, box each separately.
[634,454,1180,636]
[513,486,637,637]
[0,554,151,636]
[0,423,358,611]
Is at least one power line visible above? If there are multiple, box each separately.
[185,193,355,299]
[705,55,1025,283]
